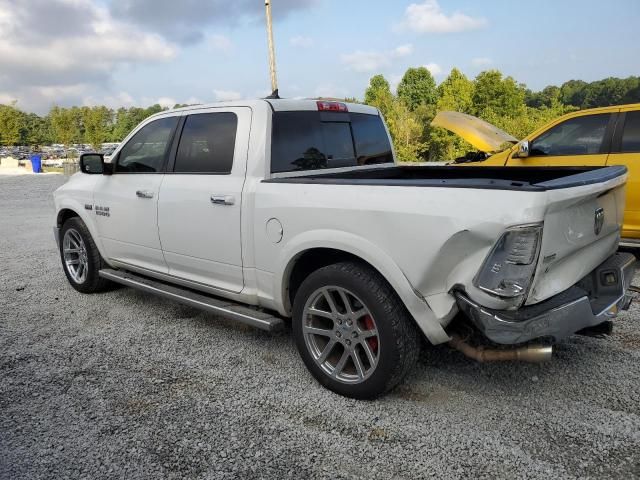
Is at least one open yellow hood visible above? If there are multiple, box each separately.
[431,111,518,153]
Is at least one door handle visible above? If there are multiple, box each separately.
[210,194,235,206]
[136,190,154,199]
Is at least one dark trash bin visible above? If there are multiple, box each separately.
[30,154,42,173]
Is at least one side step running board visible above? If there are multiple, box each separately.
[99,269,284,332]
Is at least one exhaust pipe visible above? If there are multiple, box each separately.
[448,334,553,363]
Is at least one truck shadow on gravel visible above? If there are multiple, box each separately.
[392,334,638,407]
[109,286,638,411]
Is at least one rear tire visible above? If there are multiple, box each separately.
[292,261,420,399]
[59,217,111,294]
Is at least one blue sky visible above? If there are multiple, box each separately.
[1,0,639,113]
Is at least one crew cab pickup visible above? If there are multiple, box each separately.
[54,99,636,399]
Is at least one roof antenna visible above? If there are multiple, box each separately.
[264,0,280,99]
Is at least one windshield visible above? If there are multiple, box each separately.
[271,111,394,173]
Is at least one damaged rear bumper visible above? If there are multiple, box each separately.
[456,252,637,345]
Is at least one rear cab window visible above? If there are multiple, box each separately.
[271,110,394,173]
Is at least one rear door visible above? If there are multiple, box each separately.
[157,107,250,293]
[507,112,616,167]
[607,107,640,239]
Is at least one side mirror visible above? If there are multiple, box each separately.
[79,153,104,174]
[515,140,530,158]
[79,153,113,175]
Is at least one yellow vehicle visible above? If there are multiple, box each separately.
[433,105,640,245]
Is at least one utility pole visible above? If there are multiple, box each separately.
[264,0,279,98]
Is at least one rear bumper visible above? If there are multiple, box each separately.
[620,238,640,248]
[456,252,637,344]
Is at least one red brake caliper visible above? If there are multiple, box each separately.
[362,315,378,353]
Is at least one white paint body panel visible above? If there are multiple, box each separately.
[157,107,252,293]
[93,173,167,273]
[53,99,627,345]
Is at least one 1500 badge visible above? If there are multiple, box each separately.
[95,205,110,217]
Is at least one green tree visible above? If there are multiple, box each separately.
[23,113,51,146]
[50,106,80,148]
[582,77,628,108]
[385,99,427,162]
[624,82,640,104]
[144,104,165,117]
[112,108,138,141]
[0,103,25,146]
[110,105,167,142]
[83,106,113,149]
[469,70,531,144]
[437,68,474,113]
[364,75,394,118]
[559,80,588,107]
[397,67,437,111]
[526,85,561,108]
[472,70,526,118]
[428,69,476,160]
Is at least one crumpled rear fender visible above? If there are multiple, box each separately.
[275,229,451,345]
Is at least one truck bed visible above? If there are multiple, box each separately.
[265,165,627,191]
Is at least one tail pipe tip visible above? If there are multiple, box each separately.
[448,334,553,363]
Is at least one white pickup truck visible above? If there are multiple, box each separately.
[54,99,636,398]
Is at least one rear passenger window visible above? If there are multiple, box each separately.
[271,111,393,173]
[174,112,237,173]
[621,111,640,153]
[530,114,610,156]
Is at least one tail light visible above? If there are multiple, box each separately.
[317,101,348,112]
[474,224,543,299]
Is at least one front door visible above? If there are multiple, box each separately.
[507,112,614,167]
[607,108,640,239]
[157,107,250,293]
[93,115,179,273]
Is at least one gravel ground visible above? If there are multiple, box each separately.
[1,175,639,479]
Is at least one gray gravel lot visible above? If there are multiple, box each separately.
[1,174,639,479]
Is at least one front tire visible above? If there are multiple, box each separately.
[59,217,111,294]
[292,261,420,399]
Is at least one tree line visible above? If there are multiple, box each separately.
[365,70,640,161]
[0,72,638,161]
[0,103,193,150]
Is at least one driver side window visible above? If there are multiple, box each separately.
[116,117,178,173]
[530,114,611,156]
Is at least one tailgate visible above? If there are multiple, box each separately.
[526,167,628,305]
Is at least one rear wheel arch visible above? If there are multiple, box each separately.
[280,240,450,345]
[284,248,419,324]
[286,248,379,312]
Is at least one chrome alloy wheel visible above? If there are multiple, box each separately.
[63,228,89,284]
[302,286,380,384]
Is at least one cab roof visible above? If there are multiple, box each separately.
[155,98,380,116]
